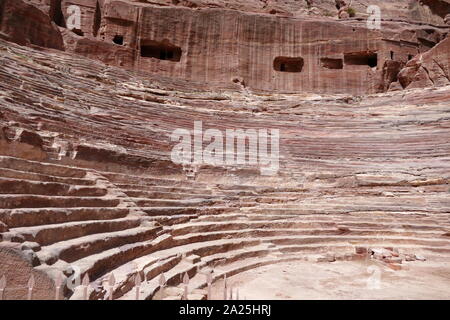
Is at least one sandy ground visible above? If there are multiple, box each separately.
[210,260,450,300]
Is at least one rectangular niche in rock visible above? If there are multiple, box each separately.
[140,40,182,62]
[344,51,378,67]
[320,58,343,69]
[113,35,124,45]
[273,57,304,73]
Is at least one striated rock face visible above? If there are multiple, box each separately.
[0,0,450,300]
[416,0,450,23]
[0,0,64,50]
[60,27,135,68]
[1,37,450,299]
[0,242,56,300]
[398,36,450,88]
[3,0,447,94]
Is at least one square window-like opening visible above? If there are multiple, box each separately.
[344,51,378,67]
[274,57,304,73]
[113,35,124,45]
[140,40,182,62]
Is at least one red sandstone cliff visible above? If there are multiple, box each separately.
[398,35,450,88]
[0,0,64,50]
[0,0,447,95]
[1,1,450,300]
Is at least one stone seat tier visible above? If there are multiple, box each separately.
[0,168,95,186]
[191,244,350,287]
[30,204,450,296]
[145,214,199,227]
[2,40,450,301]
[244,207,449,215]
[0,178,107,197]
[194,212,450,226]
[260,235,450,249]
[215,185,297,192]
[94,225,449,298]
[114,184,214,195]
[187,255,325,296]
[80,251,183,300]
[85,237,259,286]
[45,234,174,289]
[124,190,217,200]
[4,217,142,246]
[170,229,450,254]
[123,255,306,300]
[79,238,264,300]
[0,207,130,228]
[131,198,223,208]
[218,195,300,203]
[0,195,121,209]
[172,227,449,246]
[100,172,208,188]
[0,156,88,178]
[123,237,450,301]
[249,196,450,211]
[117,260,197,300]
[186,248,290,291]
[140,206,234,217]
[169,219,450,236]
[117,243,273,300]
[36,226,162,265]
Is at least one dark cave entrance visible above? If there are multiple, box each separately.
[140,41,182,62]
[273,57,304,73]
[344,52,378,68]
[50,0,66,28]
[93,1,102,37]
[113,35,124,45]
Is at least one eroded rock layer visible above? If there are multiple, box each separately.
[0,36,449,299]
[4,0,449,94]
[0,0,450,300]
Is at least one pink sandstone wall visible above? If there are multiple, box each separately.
[8,1,450,94]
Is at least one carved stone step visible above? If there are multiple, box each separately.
[0,178,107,197]
[6,217,142,246]
[0,207,130,228]
[0,195,121,209]
[37,226,162,265]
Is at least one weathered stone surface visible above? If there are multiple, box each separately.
[9,0,449,94]
[0,242,55,300]
[445,13,450,25]
[1,36,450,299]
[409,0,450,25]
[0,221,8,233]
[379,60,403,92]
[1,0,450,300]
[60,28,134,67]
[387,81,403,92]
[0,0,64,50]
[398,36,450,88]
